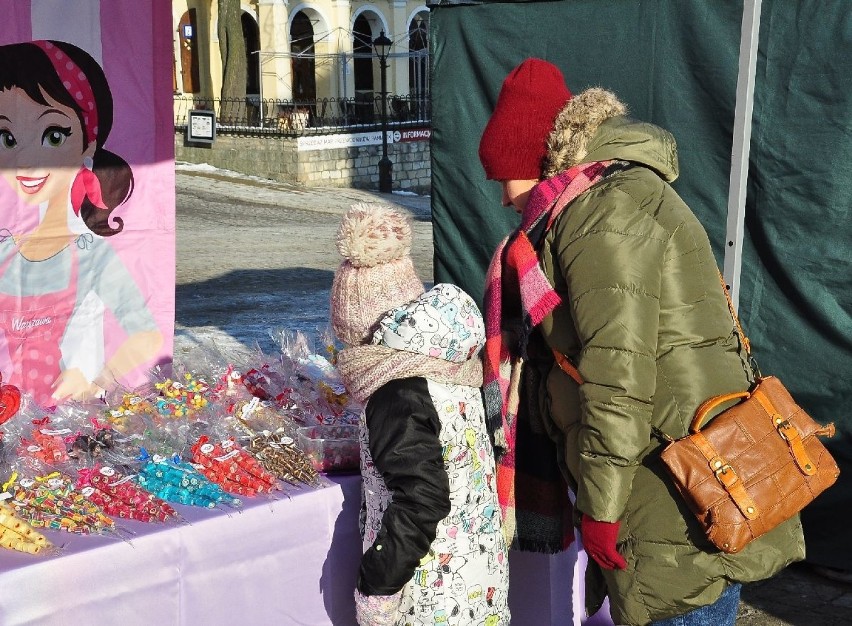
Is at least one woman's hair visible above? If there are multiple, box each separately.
[0,40,133,236]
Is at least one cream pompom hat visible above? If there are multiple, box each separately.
[330,202,425,346]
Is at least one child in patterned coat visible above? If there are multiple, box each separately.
[330,203,510,626]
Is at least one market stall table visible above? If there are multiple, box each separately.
[0,474,611,625]
[0,475,362,625]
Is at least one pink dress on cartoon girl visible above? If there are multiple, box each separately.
[0,239,78,406]
[0,234,158,407]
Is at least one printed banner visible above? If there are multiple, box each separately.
[394,128,431,143]
[0,0,174,406]
[297,130,394,151]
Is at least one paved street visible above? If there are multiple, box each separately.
[175,165,852,625]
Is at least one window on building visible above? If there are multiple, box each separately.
[409,14,428,95]
[353,15,374,93]
[291,12,317,103]
[243,12,260,96]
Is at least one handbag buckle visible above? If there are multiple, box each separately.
[712,459,736,485]
[714,463,733,479]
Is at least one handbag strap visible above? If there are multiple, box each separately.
[552,348,583,385]
[752,385,821,476]
[554,272,749,388]
[690,431,760,523]
[718,271,751,356]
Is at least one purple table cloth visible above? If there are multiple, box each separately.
[0,475,613,625]
[0,475,362,625]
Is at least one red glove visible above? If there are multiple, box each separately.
[581,513,627,570]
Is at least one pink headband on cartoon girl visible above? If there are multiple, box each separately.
[32,40,108,215]
[31,40,99,145]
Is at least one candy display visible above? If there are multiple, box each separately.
[0,502,52,555]
[241,425,324,488]
[135,456,243,509]
[76,466,179,523]
[190,436,280,497]
[0,333,360,553]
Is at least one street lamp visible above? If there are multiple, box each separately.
[372,30,393,193]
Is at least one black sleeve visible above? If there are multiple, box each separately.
[357,377,451,596]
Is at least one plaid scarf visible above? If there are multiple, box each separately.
[483,160,613,552]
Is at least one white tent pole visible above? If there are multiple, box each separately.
[724,0,763,312]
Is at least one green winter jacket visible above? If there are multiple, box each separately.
[535,113,805,624]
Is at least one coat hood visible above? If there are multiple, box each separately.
[371,283,485,363]
[543,88,679,182]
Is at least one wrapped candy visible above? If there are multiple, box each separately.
[152,370,211,419]
[7,473,118,537]
[76,465,179,523]
[63,415,121,465]
[134,454,242,509]
[230,397,298,439]
[241,367,272,401]
[267,328,362,426]
[0,502,53,555]
[0,372,22,427]
[21,416,71,465]
[102,392,157,435]
[189,436,280,497]
[239,423,324,488]
[207,365,255,416]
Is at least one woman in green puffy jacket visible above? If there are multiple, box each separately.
[477,58,805,626]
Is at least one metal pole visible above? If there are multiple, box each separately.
[379,55,392,193]
[256,51,264,129]
[723,0,763,311]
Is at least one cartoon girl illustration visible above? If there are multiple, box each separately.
[0,40,162,405]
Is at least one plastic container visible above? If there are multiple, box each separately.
[296,425,360,473]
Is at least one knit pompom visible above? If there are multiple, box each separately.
[335,203,412,268]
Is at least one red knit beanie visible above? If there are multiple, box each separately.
[478,58,572,181]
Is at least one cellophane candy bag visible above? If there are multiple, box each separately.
[0,501,56,556]
[134,452,242,510]
[76,464,180,524]
[241,428,326,489]
[6,471,120,538]
[189,435,281,498]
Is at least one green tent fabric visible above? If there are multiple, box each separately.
[430,0,851,569]
[741,1,852,569]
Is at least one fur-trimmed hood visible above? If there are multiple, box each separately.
[542,88,679,182]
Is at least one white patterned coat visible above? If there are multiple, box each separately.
[357,284,510,626]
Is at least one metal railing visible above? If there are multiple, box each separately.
[174,93,430,137]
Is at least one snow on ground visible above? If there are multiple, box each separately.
[175,165,432,360]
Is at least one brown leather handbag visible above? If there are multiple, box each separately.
[657,275,840,554]
[551,276,840,554]
[659,375,839,553]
